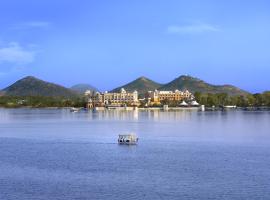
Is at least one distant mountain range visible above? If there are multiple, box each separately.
[0,75,249,97]
[111,75,249,96]
[70,84,98,94]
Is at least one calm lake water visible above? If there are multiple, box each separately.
[0,108,270,200]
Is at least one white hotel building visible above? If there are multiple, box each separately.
[87,88,139,108]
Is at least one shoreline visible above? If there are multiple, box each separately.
[1,106,270,111]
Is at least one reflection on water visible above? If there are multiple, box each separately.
[0,108,270,144]
[0,108,270,200]
[0,108,223,121]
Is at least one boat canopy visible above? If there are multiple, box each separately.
[180,101,188,106]
[191,100,199,106]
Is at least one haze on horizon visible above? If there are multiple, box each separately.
[0,0,269,93]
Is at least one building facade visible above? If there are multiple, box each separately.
[147,89,193,105]
[86,88,194,109]
[87,88,139,108]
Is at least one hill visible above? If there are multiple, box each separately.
[111,76,163,94]
[159,75,249,96]
[0,90,4,96]
[3,76,78,97]
[70,84,98,94]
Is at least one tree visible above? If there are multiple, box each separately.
[217,93,228,106]
[247,95,255,106]
[206,93,218,106]
[236,95,248,107]
[253,93,263,106]
[194,92,202,103]
[262,91,270,106]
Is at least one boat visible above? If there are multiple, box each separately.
[70,107,80,112]
[118,134,138,145]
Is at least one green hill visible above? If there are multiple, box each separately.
[111,76,163,95]
[159,75,249,96]
[3,76,78,97]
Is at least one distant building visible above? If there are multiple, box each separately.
[84,90,92,96]
[87,88,139,108]
[147,89,193,105]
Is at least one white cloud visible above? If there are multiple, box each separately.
[12,21,51,29]
[167,23,220,34]
[0,42,36,65]
[23,21,51,28]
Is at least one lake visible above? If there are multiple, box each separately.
[0,108,270,200]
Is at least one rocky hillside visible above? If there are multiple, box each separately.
[159,75,249,96]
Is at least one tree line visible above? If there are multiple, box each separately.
[0,96,87,108]
[194,91,270,107]
[1,91,270,108]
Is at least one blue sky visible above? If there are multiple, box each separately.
[0,0,269,93]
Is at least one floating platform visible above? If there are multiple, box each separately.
[70,107,80,112]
